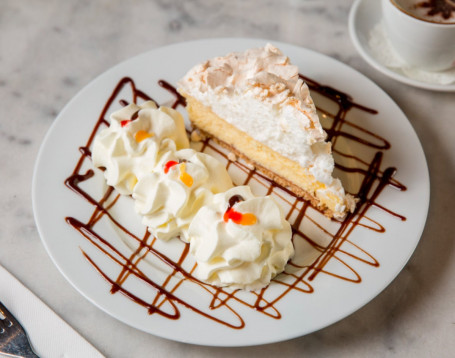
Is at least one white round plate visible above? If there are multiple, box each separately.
[32,38,429,346]
[349,0,455,92]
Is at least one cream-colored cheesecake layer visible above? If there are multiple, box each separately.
[185,94,352,217]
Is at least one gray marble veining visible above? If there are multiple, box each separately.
[0,0,454,357]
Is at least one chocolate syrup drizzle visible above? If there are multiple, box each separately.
[227,195,245,210]
[64,75,407,329]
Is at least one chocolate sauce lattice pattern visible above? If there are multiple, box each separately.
[64,76,406,329]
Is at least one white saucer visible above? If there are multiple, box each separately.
[349,0,455,92]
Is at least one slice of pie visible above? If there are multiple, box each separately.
[178,44,355,219]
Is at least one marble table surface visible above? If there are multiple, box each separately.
[1,0,454,357]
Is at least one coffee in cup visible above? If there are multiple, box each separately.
[392,0,455,24]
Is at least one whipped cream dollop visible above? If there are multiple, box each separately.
[178,44,333,176]
[92,101,189,195]
[92,102,295,290]
[188,186,294,291]
[133,148,233,241]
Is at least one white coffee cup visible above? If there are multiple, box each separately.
[381,0,455,71]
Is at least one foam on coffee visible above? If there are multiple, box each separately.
[392,0,455,23]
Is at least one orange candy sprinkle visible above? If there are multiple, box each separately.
[223,208,257,226]
[178,163,193,187]
[239,213,257,225]
[135,130,154,142]
[163,161,194,187]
